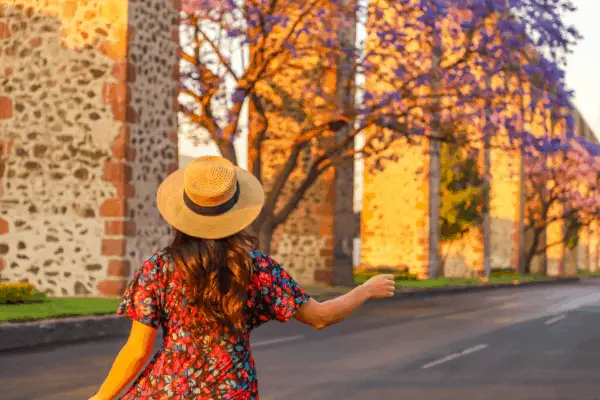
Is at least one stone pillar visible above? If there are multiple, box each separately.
[0,1,179,296]
[589,220,599,272]
[361,143,431,277]
[331,0,357,287]
[360,2,431,278]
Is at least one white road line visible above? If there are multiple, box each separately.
[545,314,566,325]
[421,344,488,369]
[252,335,304,348]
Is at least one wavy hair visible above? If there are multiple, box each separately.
[166,229,258,339]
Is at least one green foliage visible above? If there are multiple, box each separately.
[439,142,486,242]
[0,283,36,304]
[490,268,520,278]
[564,215,582,250]
[354,267,419,282]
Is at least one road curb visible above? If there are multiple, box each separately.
[0,277,580,353]
[386,277,581,301]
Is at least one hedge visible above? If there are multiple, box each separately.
[490,268,520,278]
[354,267,419,282]
[0,282,36,304]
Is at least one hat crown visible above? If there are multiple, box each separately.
[183,156,238,207]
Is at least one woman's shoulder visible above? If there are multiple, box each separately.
[247,249,279,272]
[136,248,173,276]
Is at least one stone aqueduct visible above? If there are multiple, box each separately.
[0,1,598,297]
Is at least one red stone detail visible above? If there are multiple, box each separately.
[0,22,9,40]
[111,105,137,123]
[99,198,126,217]
[97,279,128,296]
[314,269,333,285]
[102,82,128,106]
[127,25,136,41]
[320,248,333,257]
[111,61,136,82]
[168,131,178,144]
[0,97,12,119]
[101,239,126,257]
[98,40,125,61]
[126,148,137,162]
[167,163,179,174]
[105,220,136,236]
[103,83,135,122]
[0,258,5,272]
[173,0,182,10]
[113,182,135,198]
[110,125,127,158]
[102,162,132,182]
[171,27,179,43]
[29,37,41,47]
[0,218,7,234]
[172,63,179,80]
[107,259,131,277]
[0,139,12,159]
[109,126,136,161]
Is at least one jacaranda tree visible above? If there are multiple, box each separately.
[522,136,600,274]
[178,0,581,254]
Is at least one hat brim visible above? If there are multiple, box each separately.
[157,166,265,239]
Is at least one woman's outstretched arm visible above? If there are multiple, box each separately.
[89,321,157,400]
[294,274,395,329]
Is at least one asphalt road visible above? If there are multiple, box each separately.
[2,280,600,400]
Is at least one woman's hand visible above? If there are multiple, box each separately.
[361,274,396,299]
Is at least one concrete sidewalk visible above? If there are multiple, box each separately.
[0,277,580,353]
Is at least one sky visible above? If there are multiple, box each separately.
[564,0,600,137]
[180,1,600,159]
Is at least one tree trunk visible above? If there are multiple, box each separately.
[523,226,542,275]
[439,241,452,277]
[218,140,238,166]
[523,246,535,275]
[257,223,274,255]
[250,209,275,254]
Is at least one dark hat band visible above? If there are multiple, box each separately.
[183,182,240,216]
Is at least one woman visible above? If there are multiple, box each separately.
[90,155,395,400]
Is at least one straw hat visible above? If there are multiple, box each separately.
[157,156,265,239]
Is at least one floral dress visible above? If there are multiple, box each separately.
[116,249,310,400]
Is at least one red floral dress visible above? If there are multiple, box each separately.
[116,249,310,400]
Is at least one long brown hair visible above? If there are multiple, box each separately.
[166,229,258,339]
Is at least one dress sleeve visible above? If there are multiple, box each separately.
[254,254,311,323]
[116,257,163,329]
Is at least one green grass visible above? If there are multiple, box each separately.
[355,274,548,288]
[577,270,600,277]
[0,294,121,323]
[0,273,556,323]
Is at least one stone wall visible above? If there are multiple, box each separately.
[361,139,432,278]
[359,5,597,279]
[0,0,179,296]
[259,142,336,285]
